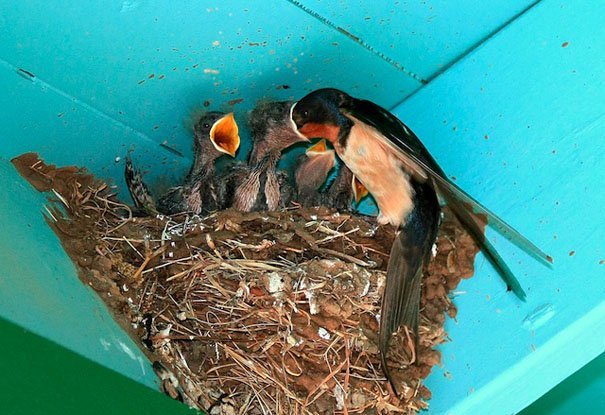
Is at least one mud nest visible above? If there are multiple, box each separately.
[13,153,482,415]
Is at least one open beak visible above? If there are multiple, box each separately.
[305,139,336,177]
[289,102,311,142]
[305,138,329,155]
[210,113,240,157]
[295,144,336,193]
[352,175,369,204]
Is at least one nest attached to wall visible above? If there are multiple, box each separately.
[13,153,481,415]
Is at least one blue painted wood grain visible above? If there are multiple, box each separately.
[290,0,538,82]
[0,61,172,200]
[0,0,418,169]
[391,1,605,413]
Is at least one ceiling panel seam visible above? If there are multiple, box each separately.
[284,0,427,85]
[423,0,543,84]
[389,0,543,110]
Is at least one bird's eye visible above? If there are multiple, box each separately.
[303,110,309,117]
[203,123,210,129]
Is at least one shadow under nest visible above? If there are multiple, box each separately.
[13,152,482,415]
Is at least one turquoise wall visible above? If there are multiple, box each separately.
[392,1,605,413]
[1,1,603,413]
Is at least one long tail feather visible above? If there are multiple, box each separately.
[432,176,553,266]
[389,139,552,266]
[379,231,424,393]
[444,193,527,300]
[344,96,552,265]
[379,179,440,394]
[124,156,157,215]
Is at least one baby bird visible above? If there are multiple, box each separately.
[125,112,240,215]
[294,139,368,211]
[352,175,370,206]
[294,139,336,205]
[221,101,308,212]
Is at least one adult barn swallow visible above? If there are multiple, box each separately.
[290,88,552,390]
[317,162,359,211]
[225,101,308,212]
[125,112,239,215]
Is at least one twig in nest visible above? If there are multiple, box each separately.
[122,236,145,260]
[342,336,351,415]
[224,345,304,405]
[404,326,416,365]
[315,227,360,245]
[315,247,371,267]
[51,188,70,210]
[304,359,348,407]
[224,239,275,251]
[133,245,167,281]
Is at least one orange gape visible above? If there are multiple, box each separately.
[331,115,416,227]
[352,176,368,203]
[211,113,240,156]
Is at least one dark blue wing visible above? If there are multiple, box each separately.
[342,96,552,298]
